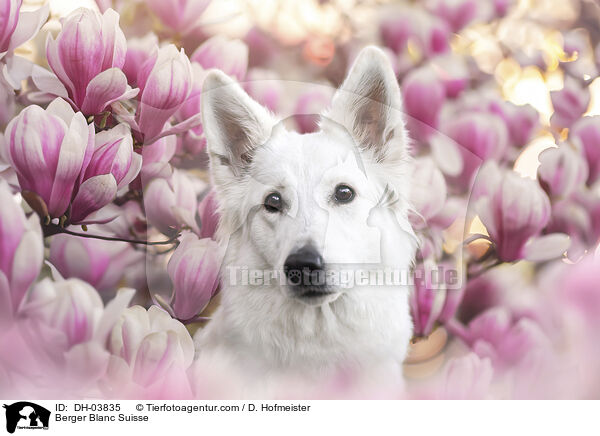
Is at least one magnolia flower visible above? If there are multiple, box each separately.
[538,144,588,199]
[570,115,600,185]
[70,123,141,224]
[4,98,95,219]
[37,8,138,115]
[3,278,135,395]
[293,88,334,134]
[146,0,211,35]
[49,233,144,293]
[473,162,569,262]
[442,111,508,188]
[133,44,199,144]
[108,305,194,387]
[0,0,49,89]
[166,233,222,321]
[488,100,538,147]
[379,7,450,58]
[402,66,446,141]
[550,76,590,129]
[191,36,249,81]
[144,169,199,235]
[0,179,43,317]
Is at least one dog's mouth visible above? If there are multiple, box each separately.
[289,285,342,305]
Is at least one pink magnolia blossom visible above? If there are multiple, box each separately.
[70,123,141,224]
[167,233,222,321]
[198,189,219,240]
[538,143,588,199]
[49,233,144,293]
[108,305,194,391]
[550,76,590,129]
[4,98,95,219]
[146,0,211,35]
[38,8,138,116]
[488,100,539,147]
[191,36,249,81]
[134,44,199,144]
[0,179,43,317]
[570,115,600,185]
[442,111,508,188]
[379,7,450,58]
[402,66,446,141]
[473,162,569,262]
[0,278,134,397]
[144,169,199,235]
[0,0,49,89]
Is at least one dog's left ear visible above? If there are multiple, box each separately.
[323,47,408,162]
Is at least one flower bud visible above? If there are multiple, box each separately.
[167,233,222,321]
[5,98,95,219]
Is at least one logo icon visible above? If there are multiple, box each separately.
[3,402,50,434]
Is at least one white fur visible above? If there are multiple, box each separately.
[197,47,417,385]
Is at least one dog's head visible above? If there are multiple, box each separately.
[202,46,416,306]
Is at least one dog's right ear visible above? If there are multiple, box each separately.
[201,70,276,184]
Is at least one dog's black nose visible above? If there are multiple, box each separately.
[284,245,324,286]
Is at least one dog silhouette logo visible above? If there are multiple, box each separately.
[3,402,50,433]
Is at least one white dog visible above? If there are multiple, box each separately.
[197,47,417,385]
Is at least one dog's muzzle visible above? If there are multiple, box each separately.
[283,245,337,302]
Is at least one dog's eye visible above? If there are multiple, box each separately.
[334,184,355,203]
[264,192,283,213]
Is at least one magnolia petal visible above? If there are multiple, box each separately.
[118,150,142,189]
[144,112,204,145]
[45,33,76,97]
[70,174,118,224]
[64,341,110,384]
[2,55,34,90]
[6,4,50,53]
[81,68,139,115]
[430,133,463,177]
[46,97,77,124]
[31,65,70,100]
[10,229,44,312]
[93,287,135,344]
[47,112,91,216]
[0,272,13,326]
[524,233,571,262]
[100,8,127,70]
[44,260,66,281]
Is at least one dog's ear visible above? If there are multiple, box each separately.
[202,70,276,182]
[323,46,408,162]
